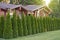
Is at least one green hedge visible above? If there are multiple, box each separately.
[3,13,13,39]
[26,15,32,35]
[0,16,4,38]
[17,16,24,36]
[31,15,36,34]
[22,13,28,36]
[12,12,18,38]
[0,13,60,39]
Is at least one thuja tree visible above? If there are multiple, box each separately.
[3,13,13,39]
[30,15,36,34]
[37,17,41,33]
[45,17,52,31]
[49,17,52,31]
[57,18,60,30]
[48,17,55,31]
[26,15,32,35]
[12,12,18,38]
[53,17,56,30]
[39,17,44,32]
[43,17,48,32]
[22,13,28,36]
[17,16,24,36]
[0,16,4,38]
[45,17,50,31]
[34,17,39,33]
[51,18,54,30]
[54,18,59,30]
[58,18,60,29]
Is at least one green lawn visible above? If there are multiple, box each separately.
[0,30,60,40]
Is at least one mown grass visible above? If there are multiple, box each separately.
[0,30,60,40]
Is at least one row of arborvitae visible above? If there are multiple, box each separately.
[0,12,60,39]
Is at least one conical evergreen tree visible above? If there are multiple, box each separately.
[22,13,28,35]
[26,15,32,35]
[17,16,24,36]
[31,15,36,34]
[57,18,60,30]
[43,17,47,32]
[37,17,41,33]
[59,18,60,29]
[12,11,18,38]
[40,17,44,32]
[3,13,13,39]
[37,17,42,33]
[49,17,51,31]
[0,16,4,38]
[53,17,56,30]
[45,17,49,31]
[35,17,39,33]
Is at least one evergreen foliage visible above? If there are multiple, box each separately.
[3,13,13,39]
[0,12,60,39]
[17,16,24,36]
[35,17,39,33]
[21,13,28,36]
[30,15,36,34]
[26,15,32,35]
[0,16,4,38]
[12,12,18,38]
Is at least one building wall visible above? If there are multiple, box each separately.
[20,7,27,15]
[0,7,50,17]
[40,10,44,16]
[34,9,41,17]
[0,9,5,16]
[39,9,49,17]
